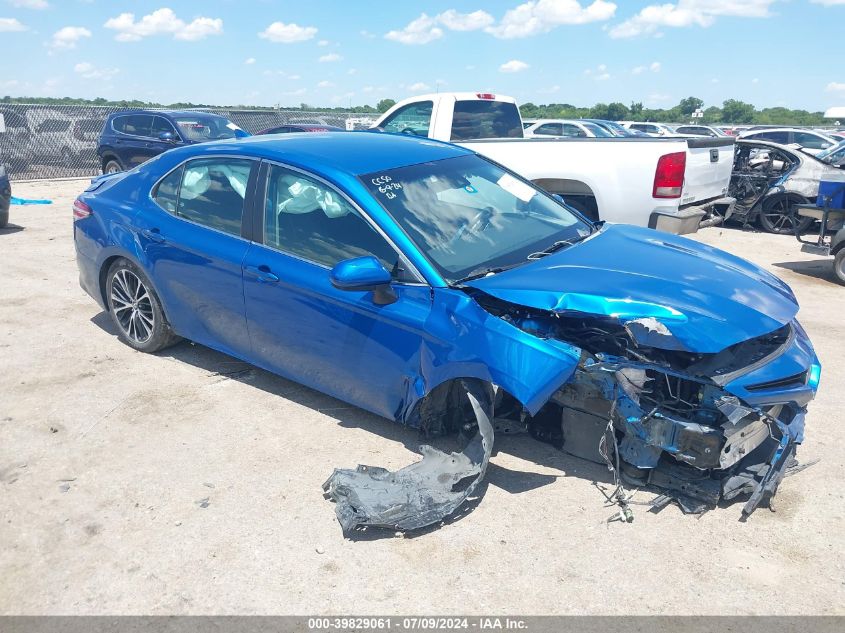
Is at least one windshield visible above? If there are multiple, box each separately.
[582,122,612,137]
[172,114,243,142]
[361,155,592,283]
[816,140,845,165]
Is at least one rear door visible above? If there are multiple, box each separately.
[681,137,735,205]
[137,156,257,358]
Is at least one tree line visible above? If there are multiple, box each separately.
[0,95,831,125]
[519,96,831,126]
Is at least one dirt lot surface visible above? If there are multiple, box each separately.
[1,178,844,615]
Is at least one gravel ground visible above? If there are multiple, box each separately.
[1,178,843,615]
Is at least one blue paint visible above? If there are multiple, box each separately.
[11,196,52,205]
[73,132,818,432]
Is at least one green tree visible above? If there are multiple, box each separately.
[605,102,630,121]
[589,103,610,119]
[377,98,396,113]
[721,99,756,124]
[630,101,643,117]
[679,96,704,116]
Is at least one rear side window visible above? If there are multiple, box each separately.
[756,131,790,144]
[561,123,585,138]
[381,101,433,137]
[450,100,522,141]
[153,158,253,237]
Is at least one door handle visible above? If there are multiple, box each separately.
[245,264,280,283]
[140,228,165,243]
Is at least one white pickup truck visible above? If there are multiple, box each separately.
[373,93,736,234]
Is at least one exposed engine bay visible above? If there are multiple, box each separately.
[323,287,814,534]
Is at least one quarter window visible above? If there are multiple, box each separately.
[794,132,830,150]
[380,101,433,137]
[151,116,178,139]
[154,158,253,237]
[263,165,412,279]
[114,114,154,137]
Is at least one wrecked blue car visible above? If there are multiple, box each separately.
[72,132,820,532]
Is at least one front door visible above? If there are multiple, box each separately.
[242,163,432,420]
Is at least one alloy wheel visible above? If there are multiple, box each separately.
[110,269,155,344]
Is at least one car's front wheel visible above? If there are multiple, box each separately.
[106,258,179,352]
[103,158,123,174]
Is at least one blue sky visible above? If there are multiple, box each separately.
[1,0,844,110]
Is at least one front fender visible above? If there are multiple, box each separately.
[399,289,580,422]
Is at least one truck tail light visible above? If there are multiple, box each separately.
[653,152,686,198]
[476,93,496,100]
[73,198,92,219]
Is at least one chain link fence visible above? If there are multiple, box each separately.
[0,104,380,181]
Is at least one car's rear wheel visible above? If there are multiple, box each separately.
[834,249,845,285]
[103,158,123,174]
[758,196,813,234]
[106,258,179,352]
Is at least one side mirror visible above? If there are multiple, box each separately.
[158,131,177,143]
[330,256,396,305]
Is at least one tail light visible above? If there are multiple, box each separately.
[476,93,496,100]
[653,152,686,198]
[73,198,92,219]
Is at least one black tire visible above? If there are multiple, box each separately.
[758,196,813,235]
[834,249,845,285]
[105,258,180,353]
[0,209,8,229]
[103,158,123,175]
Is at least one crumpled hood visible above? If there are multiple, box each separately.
[466,224,798,353]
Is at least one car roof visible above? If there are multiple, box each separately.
[108,109,227,118]
[166,131,473,176]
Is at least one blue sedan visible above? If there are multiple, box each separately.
[73,132,820,532]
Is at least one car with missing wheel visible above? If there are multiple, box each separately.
[96,109,248,174]
[73,132,819,533]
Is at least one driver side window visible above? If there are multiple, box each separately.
[381,101,433,136]
[263,165,418,281]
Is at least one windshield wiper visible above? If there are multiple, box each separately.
[454,262,524,284]
[526,236,587,260]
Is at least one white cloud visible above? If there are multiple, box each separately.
[347,68,357,75]
[752,77,759,84]
[73,62,119,80]
[826,82,845,93]
[632,61,661,74]
[318,52,342,62]
[244,57,255,65]
[50,25,91,49]
[258,21,317,43]
[609,0,775,39]
[486,0,617,39]
[499,59,529,73]
[317,80,334,88]
[596,72,610,81]
[385,13,443,44]
[8,0,48,8]
[386,9,494,44]
[317,39,329,46]
[105,9,223,42]
[362,85,375,93]
[437,9,495,31]
[0,17,26,31]
[408,82,430,92]
[811,0,845,5]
